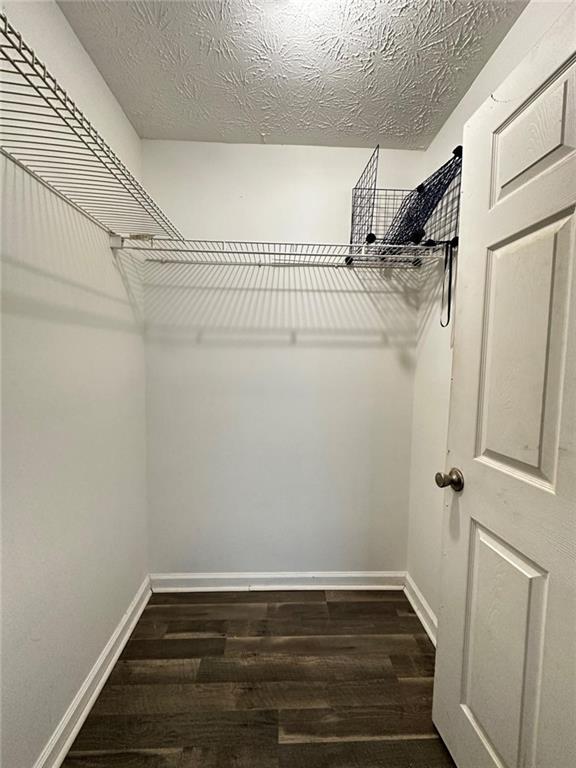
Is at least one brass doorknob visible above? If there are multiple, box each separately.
[435,467,464,492]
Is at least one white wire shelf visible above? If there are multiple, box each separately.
[0,12,181,239]
[116,238,445,269]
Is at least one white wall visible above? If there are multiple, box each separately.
[146,342,413,574]
[1,156,149,768]
[2,0,142,179]
[143,141,424,243]
[143,141,420,576]
[406,0,572,621]
[1,4,148,767]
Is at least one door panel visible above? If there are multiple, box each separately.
[478,215,572,486]
[462,524,548,768]
[433,6,576,768]
[492,68,575,202]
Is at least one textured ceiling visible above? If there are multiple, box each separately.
[58,0,527,148]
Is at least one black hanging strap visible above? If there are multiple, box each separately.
[440,241,454,328]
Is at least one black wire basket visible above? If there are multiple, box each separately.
[349,145,463,325]
[350,145,462,254]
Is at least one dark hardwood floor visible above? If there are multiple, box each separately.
[63,590,455,767]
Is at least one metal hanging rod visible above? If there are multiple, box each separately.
[114,237,445,269]
[0,12,182,239]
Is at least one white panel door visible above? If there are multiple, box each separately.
[433,5,576,768]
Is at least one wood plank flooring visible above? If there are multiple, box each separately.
[63,590,455,767]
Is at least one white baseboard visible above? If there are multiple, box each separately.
[149,570,407,592]
[34,576,151,768]
[404,573,438,647]
[149,572,437,645]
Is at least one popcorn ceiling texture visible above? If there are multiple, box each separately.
[58,0,526,148]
